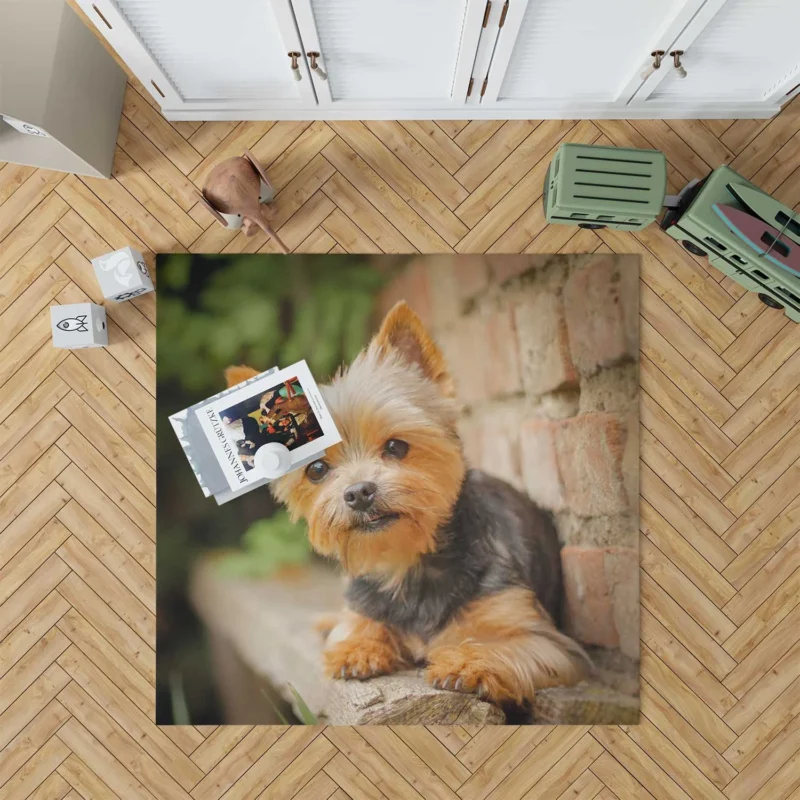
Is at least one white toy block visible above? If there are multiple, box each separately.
[51,303,107,349]
[91,246,154,302]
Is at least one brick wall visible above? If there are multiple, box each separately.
[378,254,640,660]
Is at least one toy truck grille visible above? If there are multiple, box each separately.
[544,143,667,231]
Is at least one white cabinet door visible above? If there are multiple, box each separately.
[480,0,707,110]
[289,0,486,108]
[75,0,316,113]
[633,0,800,108]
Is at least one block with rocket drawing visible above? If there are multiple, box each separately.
[50,302,108,349]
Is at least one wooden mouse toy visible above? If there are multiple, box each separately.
[197,149,289,253]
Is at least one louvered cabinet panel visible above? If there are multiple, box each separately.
[75,0,794,118]
[490,0,702,103]
[291,0,484,106]
[648,0,800,102]
[76,0,314,110]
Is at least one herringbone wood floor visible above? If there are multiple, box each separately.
[2,67,800,799]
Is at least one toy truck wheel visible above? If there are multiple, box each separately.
[682,240,707,257]
[578,223,607,229]
[758,293,784,310]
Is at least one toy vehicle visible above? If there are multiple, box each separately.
[543,144,667,231]
[544,144,800,322]
[659,165,800,322]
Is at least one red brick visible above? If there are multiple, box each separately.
[621,412,640,512]
[561,546,619,649]
[440,317,484,403]
[457,417,482,469]
[478,409,523,491]
[454,256,490,301]
[520,419,564,511]
[489,255,544,284]
[443,309,522,405]
[563,255,639,375]
[515,290,578,396]
[427,257,462,329]
[377,261,434,330]
[561,545,638,654]
[554,413,629,516]
[604,546,640,659]
[485,308,522,398]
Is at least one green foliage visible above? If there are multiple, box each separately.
[217,510,312,578]
[156,254,402,722]
[260,689,290,724]
[157,254,387,393]
[288,684,319,724]
[260,685,318,725]
[169,672,192,725]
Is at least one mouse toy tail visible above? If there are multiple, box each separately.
[254,211,290,254]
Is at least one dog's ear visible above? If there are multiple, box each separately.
[225,365,260,388]
[373,302,455,397]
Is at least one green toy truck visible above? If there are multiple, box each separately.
[660,166,800,322]
[544,143,800,322]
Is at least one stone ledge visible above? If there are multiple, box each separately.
[328,671,504,725]
[190,558,639,725]
[532,682,639,725]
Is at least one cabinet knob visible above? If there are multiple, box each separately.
[641,50,665,81]
[670,50,687,79]
[307,52,328,81]
[288,52,302,81]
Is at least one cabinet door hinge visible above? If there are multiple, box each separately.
[467,77,475,97]
[482,0,492,27]
[499,0,509,27]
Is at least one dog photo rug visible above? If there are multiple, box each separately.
[156,253,640,726]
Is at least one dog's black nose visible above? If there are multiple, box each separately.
[344,481,377,512]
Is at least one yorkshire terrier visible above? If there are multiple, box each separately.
[226,302,588,706]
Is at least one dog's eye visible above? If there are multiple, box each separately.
[306,460,329,482]
[383,439,409,459]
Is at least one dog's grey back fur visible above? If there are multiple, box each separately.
[346,469,564,641]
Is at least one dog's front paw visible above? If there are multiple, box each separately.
[425,644,520,704]
[324,638,402,680]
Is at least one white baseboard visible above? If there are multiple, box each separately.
[162,103,781,122]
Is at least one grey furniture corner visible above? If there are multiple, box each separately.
[0,0,127,178]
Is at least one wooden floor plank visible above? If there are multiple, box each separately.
[641,609,737,719]
[640,500,735,608]
[55,463,155,574]
[57,753,122,800]
[723,641,800,735]
[0,162,37,206]
[0,686,70,767]
[639,681,736,790]
[121,85,202,176]
[641,536,736,644]
[0,227,68,316]
[364,121,469,210]
[55,426,154,536]
[324,132,456,251]
[723,564,800,661]
[640,645,737,752]
[55,572,156,684]
[639,357,735,464]
[111,148,203,249]
[400,121,470,175]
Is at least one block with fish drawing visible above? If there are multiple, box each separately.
[91,246,154,302]
[50,303,108,349]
